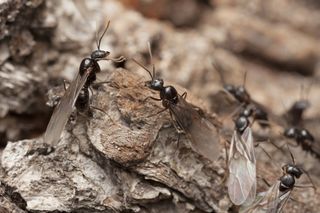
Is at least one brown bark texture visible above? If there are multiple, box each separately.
[1,0,320,212]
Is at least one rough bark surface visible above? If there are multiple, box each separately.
[1,0,320,212]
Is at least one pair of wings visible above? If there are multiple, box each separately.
[43,67,92,147]
[241,181,292,213]
[168,95,221,162]
[228,127,257,206]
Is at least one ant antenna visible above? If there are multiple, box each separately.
[147,42,156,79]
[300,167,317,191]
[211,60,227,85]
[281,100,289,121]
[97,20,110,50]
[299,84,304,101]
[305,79,314,101]
[286,144,295,165]
[95,22,99,50]
[131,58,153,80]
[260,145,282,173]
[242,70,248,88]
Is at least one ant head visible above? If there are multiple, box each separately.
[224,84,236,95]
[283,164,303,179]
[91,50,110,60]
[284,127,297,139]
[91,21,111,60]
[291,100,310,111]
[234,86,250,103]
[235,116,249,133]
[146,78,164,91]
[279,174,295,191]
[298,128,314,142]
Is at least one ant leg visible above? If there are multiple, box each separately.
[259,145,283,173]
[92,81,120,89]
[181,92,187,99]
[259,177,271,187]
[63,80,69,91]
[299,167,317,191]
[289,197,305,206]
[90,105,116,125]
[89,86,94,96]
[221,103,246,124]
[250,117,256,128]
[286,140,299,148]
[146,107,168,118]
[255,139,285,154]
[294,185,316,190]
[143,96,162,103]
[168,111,184,156]
[105,56,126,63]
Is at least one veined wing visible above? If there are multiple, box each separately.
[228,127,256,205]
[43,68,92,147]
[241,181,281,213]
[169,95,221,162]
[274,189,292,213]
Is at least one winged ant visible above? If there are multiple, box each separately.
[241,147,315,213]
[44,21,125,147]
[227,114,257,206]
[131,43,221,162]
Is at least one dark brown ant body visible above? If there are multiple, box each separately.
[228,113,256,205]
[75,86,91,115]
[214,63,269,127]
[283,127,320,159]
[132,45,221,162]
[224,84,251,105]
[285,100,310,126]
[242,149,315,212]
[279,163,303,192]
[44,21,125,147]
[144,74,180,109]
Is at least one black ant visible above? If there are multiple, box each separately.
[283,83,312,126]
[243,147,316,212]
[283,127,320,159]
[212,61,269,128]
[227,114,257,205]
[44,21,125,147]
[132,44,221,162]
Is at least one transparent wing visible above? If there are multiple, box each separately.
[169,95,221,162]
[43,68,91,146]
[274,190,292,213]
[227,127,256,205]
[241,181,281,213]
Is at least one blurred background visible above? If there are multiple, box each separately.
[1,0,320,212]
